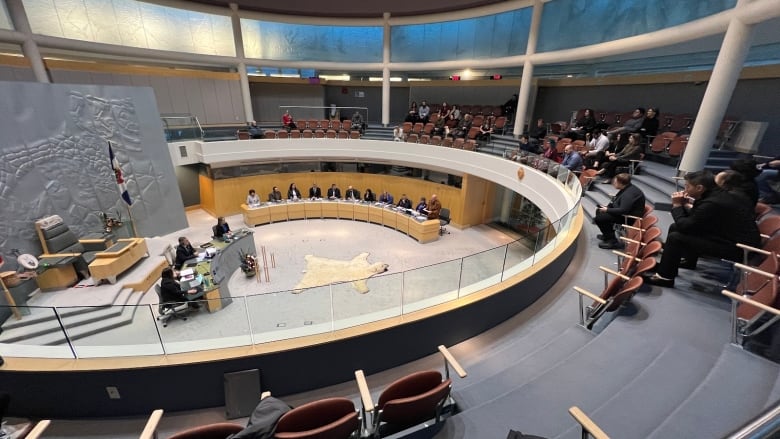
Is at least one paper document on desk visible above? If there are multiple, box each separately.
[179,268,194,278]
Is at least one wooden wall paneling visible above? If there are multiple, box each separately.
[198,173,216,216]
[458,174,495,228]
[202,172,464,224]
[199,78,221,124]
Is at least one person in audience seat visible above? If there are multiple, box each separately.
[433,112,447,136]
[561,144,584,173]
[528,118,547,150]
[638,107,659,144]
[351,111,364,134]
[541,137,561,165]
[248,120,262,139]
[281,110,296,131]
[607,107,645,137]
[757,155,780,204]
[596,133,642,182]
[440,101,452,120]
[418,100,431,124]
[594,173,646,249]
[566,108,596,140]
[644,170,761,287]
[449,113,472,138]
[584,129,610,169]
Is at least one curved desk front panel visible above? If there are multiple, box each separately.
[241,202,440,243]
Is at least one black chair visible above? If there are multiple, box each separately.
[155,284,190,327]
[439,208,451,235]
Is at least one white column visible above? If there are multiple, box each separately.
[499,187,513,223]
[381,13,391,127]
[514,0,544,137]
[679,0,755,173]
[6,0,49,83]
[230,3,253,122]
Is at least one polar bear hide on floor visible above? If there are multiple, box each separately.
[293,252,389,294]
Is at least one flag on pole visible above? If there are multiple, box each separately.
[109,142,132,205]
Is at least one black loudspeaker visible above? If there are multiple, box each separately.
[224,369,261,419]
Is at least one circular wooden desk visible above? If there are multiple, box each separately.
[241,200,441,244]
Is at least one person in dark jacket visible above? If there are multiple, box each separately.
[644,170,761,287]
[159,267,203,309]
[594,173,646,249]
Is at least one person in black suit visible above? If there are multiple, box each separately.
[345,185,360,200]
[174,236,196,269]
[268,186,282,202]
[594,173,646,249]
[287,183,302,200]
[309,183,322,199]
[644,170,761,287]
[397,194,412,209]
[364,188,376,202]
[214,217,231,238]
[327,184,341,200]
[160,267,202,309]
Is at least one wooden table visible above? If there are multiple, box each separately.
[88,238,148,284]
[240,201,439,243]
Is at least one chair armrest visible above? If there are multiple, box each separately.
[598,266,629,281]
[39,252,81,259]
[568,407,609,439]
[737,242,770,256]
[438,345,467,378]
[139,409,164,439]
[26,420,51,439]
[723,290,780,317]
[573,286,607,304]
[354,369,374,413]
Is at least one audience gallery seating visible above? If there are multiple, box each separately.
[355,345,467,438]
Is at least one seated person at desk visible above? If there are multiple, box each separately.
[175,236,196,269]
[214,217,231,239]
[416,197,427,214]
[268,186,283,202]
[309,183,322,199]
[379,191,394,205]
[160,267,203,310]
[425,194,442,220]
[397,194,412,209]
[288,183,302,201]
[364,188,376,202]
[327,184,341,200]
[345,185,360,200]
[246,189,261,207]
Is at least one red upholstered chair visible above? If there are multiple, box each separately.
[168,422,244,439]
[355,346,466,438]
[274,397,359,439]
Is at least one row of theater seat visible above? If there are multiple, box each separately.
[141,346,467,439]
[428,103,505,118]
[254,129,362,140]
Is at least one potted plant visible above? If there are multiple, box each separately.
[239,251,257,277]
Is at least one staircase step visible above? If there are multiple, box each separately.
[554,341,718,439]
[0,288,137,344]
[455,326,594,410]
[647,344,780,439]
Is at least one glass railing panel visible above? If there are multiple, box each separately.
[68,304,165,358]
[157,297,251,354]
[0,306,75,358]
[533,223,557,263]
[503,239,536,279]
[247,287,334,344]
[331,272,403,331]
[402,259,462,313]
[460,246,508,297]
